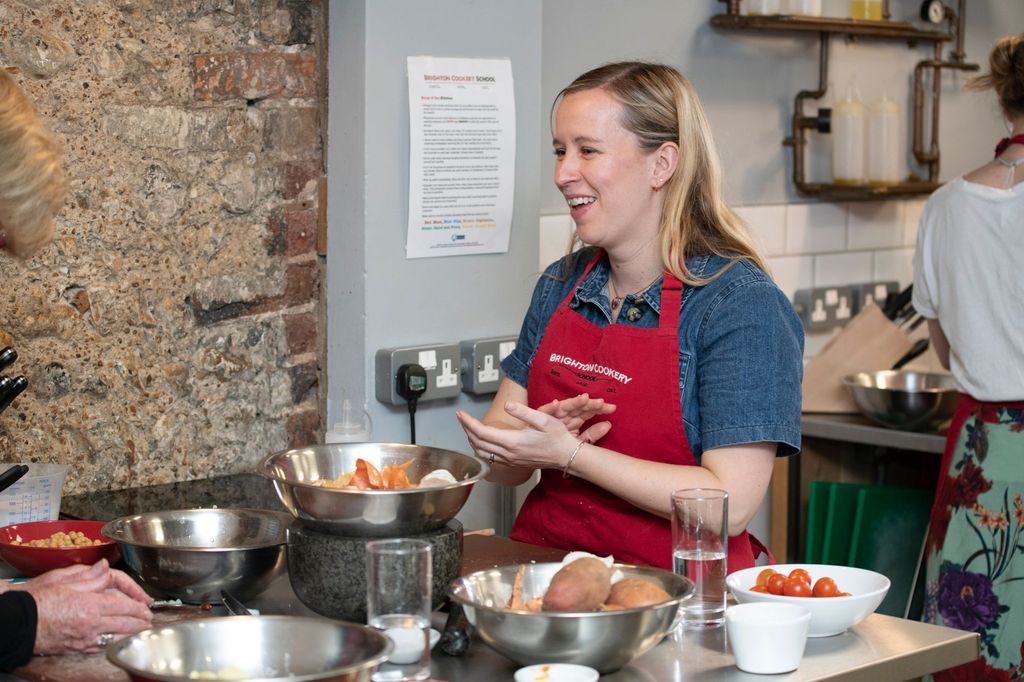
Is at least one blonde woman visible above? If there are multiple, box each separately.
[0,68,67,257]
[457,62,803,573]
[913,34,1024,681]
[0,69,152,671]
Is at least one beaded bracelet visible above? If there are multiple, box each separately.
[562,440,585,479]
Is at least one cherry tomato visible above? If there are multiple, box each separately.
[788,568,812,585]
[756,568,778,587]
[783,577,812,597]
[835,591,851,597]
[766,573,788,595]
[813,577,838,598]
[750,585,769,593]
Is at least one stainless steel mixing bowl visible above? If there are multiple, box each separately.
[106,615,391,682]
[259,442,488,537]
[448,562,694,673]
[101,508,290,604]
[843,370,959,431]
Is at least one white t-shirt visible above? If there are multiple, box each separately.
[912,177,1024,401]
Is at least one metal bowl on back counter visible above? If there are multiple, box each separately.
[102,508,291,604]
[259,443,488,537]
[843,370,959,432]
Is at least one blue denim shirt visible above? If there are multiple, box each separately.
[502,248,803,461]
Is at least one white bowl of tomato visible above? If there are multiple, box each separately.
[726,564,890,637]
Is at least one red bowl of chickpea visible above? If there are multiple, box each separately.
[0,520,120,577]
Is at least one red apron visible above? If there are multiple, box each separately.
[510,252,763,572]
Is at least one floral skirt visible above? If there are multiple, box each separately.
[923,394,1024,681]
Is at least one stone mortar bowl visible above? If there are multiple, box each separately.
[287,519,463,622]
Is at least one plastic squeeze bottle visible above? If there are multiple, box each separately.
[325,399,372,443]
[867,94,900,186]
[784,0,822,15]
[832,82,867,186]
[850,0,882,20]
[746,0,779,15]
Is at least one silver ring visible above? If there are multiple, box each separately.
[488,452,495,464]
[97,633,114,648]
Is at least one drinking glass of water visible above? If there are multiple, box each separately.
[671,488,728,629]
[366,538,432,681]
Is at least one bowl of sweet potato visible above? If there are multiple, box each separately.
[448,556,694,673]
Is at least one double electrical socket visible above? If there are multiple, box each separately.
[793,281,898,332]
[375,344,462,406]
[460,336,517,394]
[375,336,517,406]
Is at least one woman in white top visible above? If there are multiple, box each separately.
[912,33,1024,681]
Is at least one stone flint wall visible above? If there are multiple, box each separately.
[0,0,326,493]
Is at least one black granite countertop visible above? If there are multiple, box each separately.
[60,473,286,522]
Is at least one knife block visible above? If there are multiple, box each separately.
[287,519,463,622]
[802,302,914,413]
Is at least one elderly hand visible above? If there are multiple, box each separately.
[21,559,153,655]
[536,393,615,437]
[457,400,612,471]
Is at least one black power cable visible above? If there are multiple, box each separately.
[395,364,427,444]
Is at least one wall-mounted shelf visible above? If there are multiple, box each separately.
[796,180,941,201]
[711,1,977,200]
[710,13,951,43]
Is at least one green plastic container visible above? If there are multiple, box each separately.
[849,485,932,617]
[821,482,868,565]
[804,480,832,563]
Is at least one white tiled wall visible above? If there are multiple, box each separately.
[539,198,929,358]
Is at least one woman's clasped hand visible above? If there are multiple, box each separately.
[457,392,614,470]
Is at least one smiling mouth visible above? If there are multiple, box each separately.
[566,197,595,208]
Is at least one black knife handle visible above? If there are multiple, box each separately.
[0,464,29,493]
[883,285,914,321]
[0,376,27,413]
[892,338,930,371]
[438,601,471,656]
[0,348,16,372]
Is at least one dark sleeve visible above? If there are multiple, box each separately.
[0,591,38,671]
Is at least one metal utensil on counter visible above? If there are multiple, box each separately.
[221,589,253,616]
[0,464,29,494]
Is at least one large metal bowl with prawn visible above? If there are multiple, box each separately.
[258,442,488,537]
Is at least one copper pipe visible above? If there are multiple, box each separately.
[951,0,967,62]
[882,0,891,21]
[722,0,741,17]
[786,34,829,193]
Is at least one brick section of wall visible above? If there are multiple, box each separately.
[285,209,317,257]
[283,161,320,200]
[0,2,327,493]
[284,312,318,356]
[193,51,317,101]
[286,408,321,449]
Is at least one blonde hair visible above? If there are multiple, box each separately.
[0,69,66,258]
[967,33,1024,118]
[555,62,766,285]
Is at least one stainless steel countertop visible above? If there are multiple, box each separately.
[801,413,946,454]
[3,569,977,682]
